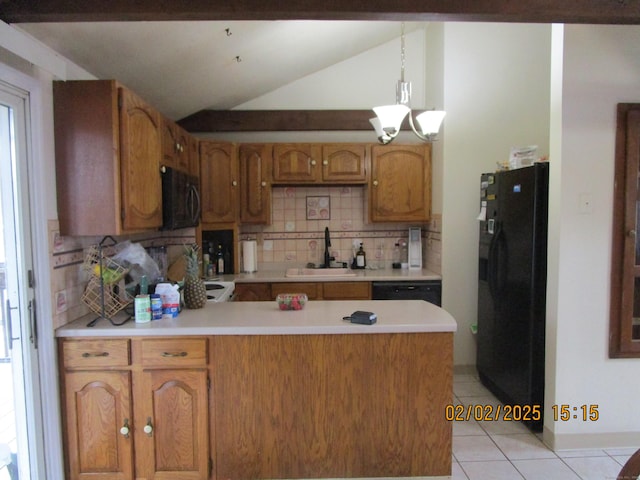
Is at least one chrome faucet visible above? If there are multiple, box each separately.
[323,227,334,268]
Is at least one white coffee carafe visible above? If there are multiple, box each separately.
[408,227,422,270]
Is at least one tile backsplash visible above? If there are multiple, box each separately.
[48,219,195,329]
[240,186,442,272]
[49,186,442,329]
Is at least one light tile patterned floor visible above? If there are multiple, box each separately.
[451,373,634,480]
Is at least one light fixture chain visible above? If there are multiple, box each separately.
[400,22,405,82]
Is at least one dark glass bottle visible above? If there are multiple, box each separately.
[216,243,225,274]
[355,243,366,269]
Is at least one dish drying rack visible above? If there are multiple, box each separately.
[81,236,133,326]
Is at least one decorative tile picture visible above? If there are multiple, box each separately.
[306,195,330,220]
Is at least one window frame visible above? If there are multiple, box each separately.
[610,103,640,357]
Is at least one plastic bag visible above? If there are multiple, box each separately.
[112,241,162,286]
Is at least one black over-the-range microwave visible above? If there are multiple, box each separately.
[160,166,201,230]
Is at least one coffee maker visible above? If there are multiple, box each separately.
[408,227,423,270]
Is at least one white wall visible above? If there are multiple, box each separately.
[441,22,552,366]
[424,23,445,215]
[544,24,640,449]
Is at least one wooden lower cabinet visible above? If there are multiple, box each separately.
[322,281,370,299]
[63,370,133,480]
[236,281,370,301]
[233,282,271,301]
[60,337,210,480]
[135,369,209,479]
[270,282,321,300]
[61,332,452,480]
[211,333,453,479]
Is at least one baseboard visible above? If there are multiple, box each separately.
[453,364,477,376]
[543,426,640,450]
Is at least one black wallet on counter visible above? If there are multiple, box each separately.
[346,311,377,325]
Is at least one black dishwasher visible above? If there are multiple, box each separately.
[371,280,441,306]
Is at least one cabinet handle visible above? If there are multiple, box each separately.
[144,418,153,437]
[160,165,167,174]
[161,351,188,357]
[627,229,636,238]
[261,181,267,187]
[120,419,130,438]
[322,160,328,166]
[373,180,379,186]
[81,351,109,358]
[310,160,317,166]
[232,180,238,187]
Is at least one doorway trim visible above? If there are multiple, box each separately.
[0,60,63,479]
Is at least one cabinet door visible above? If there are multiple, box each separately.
[239,144,272,224]
[370,144,431,222]
[136,369,209,480]
[187,134,199,177]
[321,144,368,183]
[270,282,321,300]
[162,118,191,173]
[272,144,321,183]
[322,281,371,299]
[233,283,271,301]
[63,371,133,480]
[200,141,238,223]
[119,87,163,230]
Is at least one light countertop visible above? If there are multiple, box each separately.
[56,299,457,338]
[219,267,441,283]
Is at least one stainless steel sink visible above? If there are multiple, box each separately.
[285,267,356,278]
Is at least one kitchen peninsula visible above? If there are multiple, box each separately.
[57,300,456,479]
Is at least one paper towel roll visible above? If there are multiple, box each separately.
[242,240,258,273]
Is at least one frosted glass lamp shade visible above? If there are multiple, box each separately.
[372,104,410,135]
[369,117,387,139]
[415,110,446,136]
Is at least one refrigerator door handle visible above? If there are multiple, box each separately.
[488,222,507,299]
[496,226,508,293]
[488,225,498,300]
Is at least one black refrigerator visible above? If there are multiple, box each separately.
[477,163,548,431]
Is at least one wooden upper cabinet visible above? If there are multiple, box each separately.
[119,88,163,230]
[239,144,272,224]
[187,134,199,177]
[321,144,368,183]
[53,80,163,235]
[161,117,191,174]
[272,144,321,183]
[369,144,431,223]
[271,143,366,184]
[200,141,238,224]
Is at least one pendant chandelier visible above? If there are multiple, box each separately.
[370,23,446,145]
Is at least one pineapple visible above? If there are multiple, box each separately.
[183,244,207,309]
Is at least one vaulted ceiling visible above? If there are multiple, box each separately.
[17,21,420,120]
